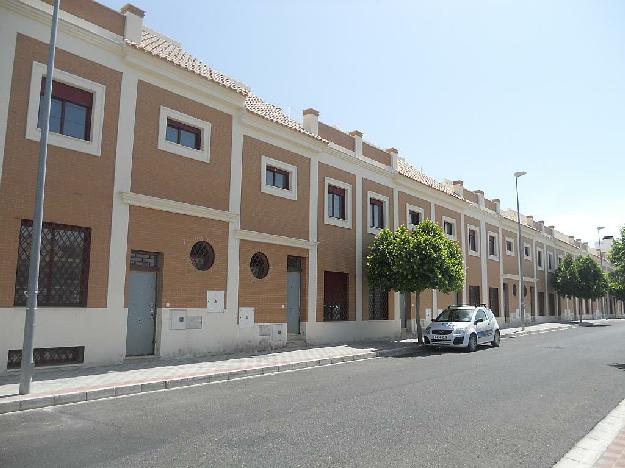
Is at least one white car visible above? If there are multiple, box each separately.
[424,305,501,352]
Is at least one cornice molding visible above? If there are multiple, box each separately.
[236,229,316,250]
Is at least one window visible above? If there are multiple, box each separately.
[250,252,270,279]
[488,232,498,260]
[442,217,456,240]
[14,220,91,307]
[38,78,92,141]
[327,185,346,220]
[489,288,500,316]
[467,226,479,255]
[189,241,215,271]
[524,243,531,260]
[26,62,105,156]
[323,271,349,321]
[266,165,290,190]
[367,192,389,234]
[505,237,515,256]
[324,178,352,228]
[165,119,201,150]
[558,255,563,266]
[406,204,424,229]
[368,287,389,320]
[537,249,543,269]
[261,156,297,200]
[469,286,481,306]
[475,309,486,322]
[547,252,554,272]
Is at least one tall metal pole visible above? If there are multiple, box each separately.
[515,173,526,331]
[19,0,61,395]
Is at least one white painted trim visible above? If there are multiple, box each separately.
[431,202,437,314]
[308,158,319,324]
[498,226,505,317]
[227,111,244,316]
[536,246,544,270]
[442,216,457,240]
[120,192,237,223]
[236,230,315,250]
[261,155,298,200]
[505,236,515,256]
[467,224,480,256]
[324,177,352,229]
[355,175,363,321]
[524,242,532,260]
[406,204,424,230]
[367,191,389,235]
[487,230,499,261]
[460,213,467,304]
[157,106,211,162]
[0,18,17,185]
[547,251,555,272]
[25,61,106,156]
[479,219,488,304]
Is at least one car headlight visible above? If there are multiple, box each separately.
[425,326,431,334]
[453,328,467,335]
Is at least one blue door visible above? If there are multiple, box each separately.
[287,271,301,333]
[126,270,156,356]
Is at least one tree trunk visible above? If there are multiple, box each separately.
[415,291,423,343]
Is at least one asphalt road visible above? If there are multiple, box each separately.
[2,322,625,468]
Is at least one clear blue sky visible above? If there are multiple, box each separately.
[102,0,625,245]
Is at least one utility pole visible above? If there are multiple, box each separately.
[19,0,61,395]
[514,171,527,331]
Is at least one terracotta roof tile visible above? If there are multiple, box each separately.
[127,29,323,140]
[397,158,460,198]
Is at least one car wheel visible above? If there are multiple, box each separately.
[467,333,478,353]
[491,330,500,348]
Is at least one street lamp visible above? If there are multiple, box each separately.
[514,171,527,331]
[597,226,606,318]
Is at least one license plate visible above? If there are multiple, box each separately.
[432,336,449,341]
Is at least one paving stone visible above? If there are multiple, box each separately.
[19,396,54,411]
[0,400,21,414]
[86,388,115,401]
[141,381,166,392]
[165,379,191,389]
[53,392,86,406]
[115,384,142,396]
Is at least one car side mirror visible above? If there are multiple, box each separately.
[475,318,483,325]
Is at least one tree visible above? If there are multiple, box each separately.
[554,253,577,320]
[367,220,465,341]
[608,226,625,303]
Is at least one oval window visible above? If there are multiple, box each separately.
[250,252,269,279]
[189,241,215,271]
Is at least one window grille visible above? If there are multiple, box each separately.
[368,287,389,320]
[250,252,270,279]
[7,346,85,369]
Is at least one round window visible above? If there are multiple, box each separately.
[250,252,269,279]
[189,241,215,271]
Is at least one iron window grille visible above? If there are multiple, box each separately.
[14,220,91,307]
[327,185,346,220]
[38,78,93,141]
[265,165,290,190]
[189,241,215,271]
[7,346,84,369]
[323,304,349,321]
[165,118,201,150]
[250,252,270,279]
[370,199,384,229]
[323,271,349,321]
[368,287,389,320]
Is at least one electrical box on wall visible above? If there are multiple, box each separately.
[186,315,202,329]
[170,309,186,330]
[207,291,224,313]
[239,307,254,328]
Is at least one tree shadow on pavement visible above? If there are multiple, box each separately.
[609,363,625,372]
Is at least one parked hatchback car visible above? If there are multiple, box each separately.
[424,305,500,352]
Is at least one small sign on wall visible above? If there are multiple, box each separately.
[239,307,254,328]
[207,291,224,313]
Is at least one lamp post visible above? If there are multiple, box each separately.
[19,0,61,395]
[597,226,606,318]
[514,171,527,331]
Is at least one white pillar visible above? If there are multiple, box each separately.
[460,212,467,304]
[307,157,319,324]
[431,202,437,314]
[479,219,488,305]
[355,174,363,321]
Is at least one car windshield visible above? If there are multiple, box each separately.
[434,308,473,322]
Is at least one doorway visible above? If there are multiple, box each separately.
[126,251,159,356]
[287,256,303,334]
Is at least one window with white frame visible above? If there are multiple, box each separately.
[558,255,563,267]
[367,192,389,234]
[547,252,554,271]
[26,62,106,156]
[158,106,211,162]
[488,232,499,260]
[406,204,424,230]
[524,243,532,260]
[467,225,479,256]
[505,237,515,256]
[261,155,297,200]
[442,217,456,240]
[324,177,352,229]
[536,248,544,269]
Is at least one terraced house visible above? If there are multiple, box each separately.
[0,0,622,374]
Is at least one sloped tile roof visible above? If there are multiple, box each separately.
[397,158,460,198]
[127,29,323,140]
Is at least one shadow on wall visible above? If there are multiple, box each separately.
[609,363,625,372]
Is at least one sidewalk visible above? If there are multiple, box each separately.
[0,321,574,415]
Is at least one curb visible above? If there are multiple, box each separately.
[0,346,415,415]
[501,324,574,339]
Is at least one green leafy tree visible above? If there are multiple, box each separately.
[554,253,577,318]
[608,226,625,303]
[367,220,465,341]
[573,255,608,320]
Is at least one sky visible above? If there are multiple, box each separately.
[102,0,625,245]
